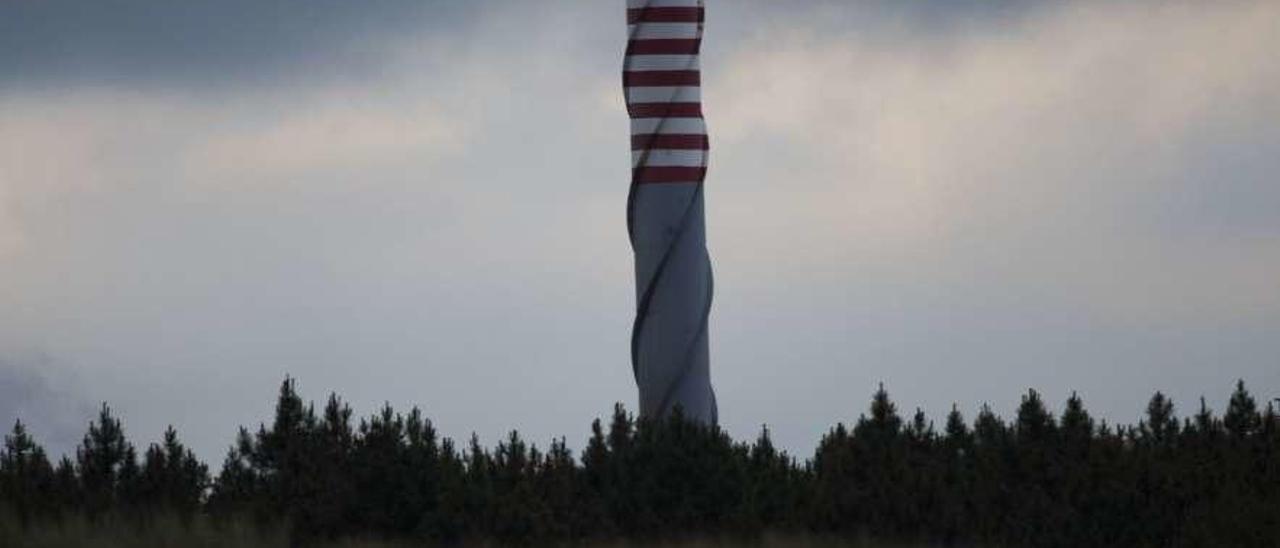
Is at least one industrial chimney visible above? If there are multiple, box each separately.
[623,0,717,424]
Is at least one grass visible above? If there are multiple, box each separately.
[2,513,946,548]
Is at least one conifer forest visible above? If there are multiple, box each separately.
[2,378,1278,547]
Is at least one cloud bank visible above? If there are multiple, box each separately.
[2,1,1277,461]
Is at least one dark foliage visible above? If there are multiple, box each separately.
[3,377,1279,547]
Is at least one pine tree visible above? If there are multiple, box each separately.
[741,425,798,531]
[606,404,634,462]
[1057,392,1095,545]
[1014,388,1055,444]
[207,427,259,518]
[431,437,468,542]
[810,417,855,532]
[1060,392,1094,447]
[1008,390,1058,545]
[490,430,546,542]
[76,403,135,518]
[251,377,323,539]
[116,444,141,512]
[579,418,614,537]
[939,405,972,544]
[1140,391,1178,446]
[943,405,972,455]
[1262,401,1280,453]
[605,404,635,533]
[311,394,353,537]
[903,408,938,538]
[538,437,579,539]
[352,403,406,536]
[403,407,442,538]
[852,384,906,536]
[1260,401,1280,536]
[137,426,208,516]
[1,420,55,522]
[859,383,902,442]
[51,456,80,515]
[1191,396,1220,440]
[581,419,610,489]
[463,433,494,537]
[970,404,1008,542]
[906,408,933,444]
[139,443,167,508]
[1223,380,1261,440]
[973,403,1006,448]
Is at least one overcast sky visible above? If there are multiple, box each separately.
[2,0,1278,464]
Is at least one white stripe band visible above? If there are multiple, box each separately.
[633,149,708,168]
[624,54,700,72]
[628,22,701,40]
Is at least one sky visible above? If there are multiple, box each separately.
[2,0,1278,465]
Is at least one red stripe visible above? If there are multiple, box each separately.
[633,166,707,184]
[626,39,700,56]
[628,7,704,24]
[627,102,702,118]
[624,70,700,87]
[631,134,709,150]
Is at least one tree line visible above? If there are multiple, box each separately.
[2,377,1278,546]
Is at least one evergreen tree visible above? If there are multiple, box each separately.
[851,384,906,536]
[249,377,325,539]
[463,433,494,538]
[207,427,259,518]
[538,437,579,539]
[906,408,933,444]
[403,407,443,539]
[973,403,1006,448]
[1262,400,1280,453]
[860,383,902,441]
[1140,391,1178,446]
[969,403,1008,541]
[943,404,972,454]
[740,425,798,531]
[76,403,135,518]
[312,394,353,537]
[939,405,972,544]
[51,456,80,515]
[1224,380,1261,440]
[811,419,855,530]
[431,437,468,542]
[604,404,635,533]
[903,408,939,539]
[116,444,141,512]
[136,426,208,517]
[1055,392,1095,545]
[1060,392,1094,448]
[490,430,546,542]
[1014,388,1055,444]
[578,418,615,537]
[606,404,634,462]
[1,420,55,522]
[1007,390,1059,545]
[1190,396,1221,441]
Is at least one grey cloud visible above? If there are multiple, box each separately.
[0,0,1052,92]
[0,356,95,460]
[0,0,485,90]
[0,0,1277,464]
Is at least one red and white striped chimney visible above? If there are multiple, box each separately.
[624,0,716,424]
